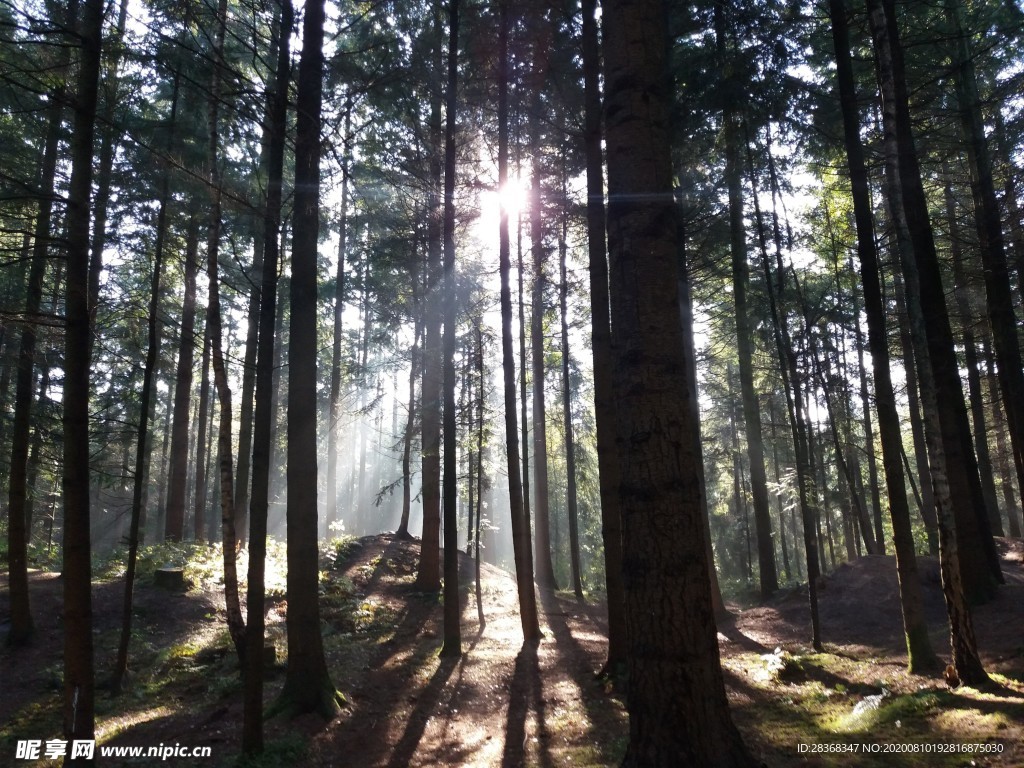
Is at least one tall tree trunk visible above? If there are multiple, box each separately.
[234,255,263,549]
[868,0,1001,604]
[6,0,76,643]
[892,268,938,552]
[945,173,1003,535]
[439,0,462,659]
[985,336,1023,538]
[112,67,180,692]
[581,0,625,672]
[714,0,778,599]
[7,111,60,647]
[277,0,341,717]
[473,322,486,627]
[497,0,540,644]
[192,322,212,542]
[849,266,885,554]
[558,174,583,600]
[415,3,443,591]
[63,0,105,753]
[867,0,990,683]
[603,0,755,762]
[204,0,245,656]
[396,314,420,540]
[823,3,938,667]
[165,212,200,542]
[747,129,822,651]
[86,0,129,349]
[243,0,291,752]
[327,102,352,530]
[948,0,1024,502]
[529,56,557,591]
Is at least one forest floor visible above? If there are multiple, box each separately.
[1,535,1023,767]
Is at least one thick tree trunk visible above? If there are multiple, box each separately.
[63,0,105,754]
[602,1,754,763]
[6,3,77,642]
[277,0,341,717]
[849,269,885,554]
[86,0,128,352]
[396,315,420,540]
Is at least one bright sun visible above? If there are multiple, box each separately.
[474,177,529,245]
[497,178,528,215]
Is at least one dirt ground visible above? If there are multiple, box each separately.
[2,535,1023,767]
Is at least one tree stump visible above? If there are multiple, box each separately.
[154,565,184,589]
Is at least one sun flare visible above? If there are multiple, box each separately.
[497,177,528,215]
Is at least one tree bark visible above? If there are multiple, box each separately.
[192,320,212,542]
[7,98,61,648]
[277,0,341,717]
[203,0,245,661]
[63,0,105,754]
[602,0,755,762]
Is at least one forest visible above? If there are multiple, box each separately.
[1,0,1024,763]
